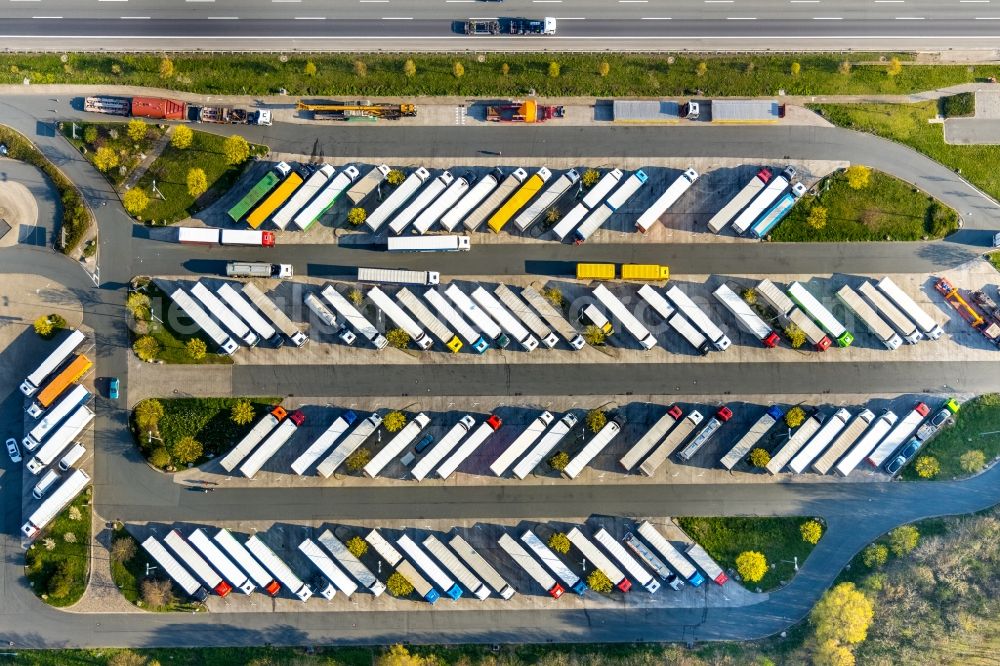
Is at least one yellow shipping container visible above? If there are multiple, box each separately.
[576,263,616,280]
[246,172,304,229]
[622,264,669,281]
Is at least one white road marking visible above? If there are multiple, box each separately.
[641,16,672,19]
[31,16,62,18]
[207,16,239,19]
[813,16,843,19]
[295,16,326,19]
[120,16,151,19]
[726,16,757,19]
[894,16,925,19]
[382,16,412,19]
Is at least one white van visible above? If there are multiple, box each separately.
[58,443,86,471]
[32,469,61,499]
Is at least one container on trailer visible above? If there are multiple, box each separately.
[719,406,783,470]
[748,182,807,239]
[498,533,564,599]
[592,284,657,350]
[291,411,357,475]
[389,170,455,235]
[247,170,305,229]
[440,172,500,231]
[364,412,432,478]
[685,543,729,585]
[834,411,898,476]
[25,384,90,449]
[876,277,944,340]
[520,286,586,350]
[213,529,281,596]
[424,535,490,600]
[866,403,929,468]
[366,530,439,603]
[512,413,578,480]
[413,174,471,234]
[240,283,309,347]
[515,169,580,231]
[620,405,684,471]
[788,308,833,351]
[387,235,471,252]
[636,168,699,233]
[217,283,282,346]
[573,170,647,244]
[787,282,853,347]
[291,165,360,231]
[26,405,94,474]
[272,164,335,230]
[245,534,313,601]
[551,202,590,242]
[57,443,86,472]
[321,285,388,350]
[445,284,508,347]
[190,281,259,346]
[141,536,208,601]
[677,406,733,461]
[594,528,660,593]
[397,288,462,352]
[730,166,794,235]
[131,96,186,120]
[858,281,922,344]
[706,168,772,234]
[765,414,823,475]
[27,355,92,418]
[636,521,704,586]
[639,411,704,477]
[365,167,431,232]
[238,410,305,479]
[622,264,670,281]
[462,168,528,232]
[666,285,731,351]
[359,268,440,287]
[166,287,239,355]
[316,414,381,478]
[836,285,901,350]
[411,415,475,481]
[472,287,539,351]
[788,408,852,474]
[437,415,502,480]
[424,289,488,353]
[493,284,559,348]
[398,535,464,600]
[449,534,516,600]
[346,164,391,205]
[219,406,285,473]
[576,263,617,281]
[624,532,683,590]
[562,416,624,479]
[488,167,551,233]
[812,409,875,475]
[368,286,434,350]
[521,530,587,595]
[711,99,781,124]
[21,329,86,396]
[566,527,631,592]
[32,469,60,499]
[713,284,779,347]
[490,411,555,477]
[317,530,386,596]
[189,529,255,595]
[164,529,233,597]
[299,538,359,597]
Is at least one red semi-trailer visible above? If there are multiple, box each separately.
[131,96,187,120]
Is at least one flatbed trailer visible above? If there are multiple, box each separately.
[639,411,703,476]
[463,168,528,232]
[706,168,771,234]
[318,530,386,596]
[812,409,875,475]
[368,285,433,350]
[877,276,943,340]
[272,164,335,230]
[835,411,898,476]
[788,282,853,347]
[566,527,631,592]
[666,285,731,351]
[20,328,86,397]
[636,168,699,233]
[497,533,564,598]
[490,411,555,477]
[514,169,579,231]
[494,284,559,348]
[449,534,516,599]
[141,536,208,602]
[397,288,463,353]
[437,416,502,480]
[423,535,490,600]
[213,529,281,596]
[713,284,779,348]
[366,529,439,603]
[719,406,783,470]
[364,412,431,478]
[562,417,624,479]
[836,285,901,350]
[788,408,851,474]
[389,170,455,235]
[512,413,578,480]
[486,100,564,123]
[240,283,308,347]
[413,174,470,234]
[620,406,683,472]
[21,468,91,539]
[521,530,587,595]
[345,164,391,205]
[316,414,381,478]
[637,521,704,586]
[411,416,475,481]
[520,286,586,350]
[488,168,551,233]
[291,411,357,476]
[440,173,499,232]
[594,528,661,593]
[624,532,683,590]
[424,289,489,353]
[858,281,922,344]
[765,414,822,475]
[365,167,431,232]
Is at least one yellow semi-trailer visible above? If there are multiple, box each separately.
[621,264,669,281]
[462,168,528,232]
[247,170,304,229]
[576,263,616,280]
[487,167,551,233]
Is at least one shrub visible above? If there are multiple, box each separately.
[186,168,208,198]
[123,188,149,216]
[587,569,613,593]
[785,406,806,428]
[403,59,417,78]
[141,578,174,608]
[223,135,250,165]
[862,543,888,568]
[453,61,465,78]
[134,399,164,430]
[47,561,75,599]
[230,399,255,425]
[800,519,823,545]
[543,287,563,307]
[959,450,986,473]
[347,207,367,226]
[545,207,561,226]
[127,119,147,142]
[386,169,405,186]
[598,61,610,77]
[501,62,510,76]
[126,292,151,320]
[159,57,174,79]
[132,335,161,362]
[345,448,371,472]
[940,92,975,118]
[548,451,570,471]
[581,168,600,188]
[386,328,410,350]
[887,57,903,77]
[171,436,203,465]
[346,536,368,558]
[812,639,855,666]
[171,125,193,149]
[844,165,871,190]
[348,288,364,306]
[785,324,807,349]
[696,61,708,77]
[807,206,828,230]
[888,525,919,557]
[791,62,801,76]
[915,455,940,478]
[736,550,767,583]
[353,59,367,78]
[810,582,873,645]
[749,448,771,468]
[548,61,560,78]
[583,325,606,347]
[838,60,852,75]
[93,146,119,172]
[384,411,407,432]
[149,446,170,469]
[387,571,414,597]
[33,315,54,337]
[111,537,137,563]
[548,533,571,554]
[185,338,207,360]
[83,125,98,144]
[303,61,317,77]
[585,409,607,433]
[742,288,757,305]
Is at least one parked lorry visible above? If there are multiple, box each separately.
[346,164,391,205]
[764,413,823,475]
[24,384,91,450]
[514,169,579,231]
[291,411,357,476]
[498,533,564,598]
[321,285,388,350]
[513,413,578,480]
[877,277,944,340]
[685,542,729,585]
[440,172,499,231]
[366,529,439,604]
[836,285,901,350]
[316,413,381,478]
[225,262,293,280]
[445,284,510,348]
[490,411,555,477]
[748,182,807,239]
[424,289,489,353]
[228,167,282,223]
[464,17,557,35]
[488,167,551,233]
[196,106,271,125]
[397,534,464,601]
[176,227,276,247]
[624,532,684,591]
[387,235,471,252]
[292,165,361,231]
[755,278,794,319]
[189,528,256,595]
[486,100,565,123]
[423,535,490,600]
[812,409,875,475]
[240,283,308,347]
[622,264,670,281]
[130,96,187,120]
[413,174,472,234]
[26,405,94,474]
[620,405,684,471]
[166,286,239,354]
[935,277,997,343]
[788,307,833,352]
[637,284,711,355]
[397,288,463,352]
[636,168,699,233]
[21,329,86,396]
[365,412,432,478]
[666,285,731,351]
[573,170,647,244]
[472,287,539,351]
[389,170,455,235]
[730,166,795,235]
[368,286,434,350]
[788,282,853,347]
[581,303,613,335]
[857,281,922,343]
[713,284,779,347]
[437,414,502,480]
[449,534,516,600]
[27,353,91,417]
[164,529,233,597]
[719,406,783,470]
[213,529,281,596]
[521,530,587,595]
[520,286,586,350]
[317,530,386,596]
[494,284,559,348]
[835,410,898,477]
[298,538,358,598]
[463,168,529,232]
[219,406,285,472]
[916,400,960,443]
[57,443,86,472]
[307,291,339,337]
[245,534,314,601]
[140,536,208,602]
[677,406,733,461]
[191,281,259,346]
[21,469,90,539]
[594,528,660,593]
[34,472,61,501]
[247,170,305,229]
[576,262,613,280]
[567,527,631,592]
[273,164,335,230]
[411,415,475,481]
[593,284,657,349]
[239,410,305,479]
[637,521,704,586]
[366,167,432,232]
[217,283,282,346]
[706,168,772,234]
[562,416,625,479]
[639,411,703,476]
[787,408,852,474]
[866,402,929,468]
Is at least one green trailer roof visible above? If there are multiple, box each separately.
[228,172,280,222]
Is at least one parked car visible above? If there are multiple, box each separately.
[415,433,435,454]
[6,437,22,463]
[109,377,120,400]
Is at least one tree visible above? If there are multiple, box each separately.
[303,61,317,76]
[348,288,364,306]
[548,533,571,554]
[545,207,561,226]
[141,578,174,608]
[126,292,151,320]
[223,135,250,165]
[83,125,98,144]
[346,448,371,472]
[386,169,405,186]
[93,146,119,172]
[111,537,138,563]
[548,61,560,78]
[186,168,208,198]
[184,337,206,361]
[586,409,607,433]
[387,571,414,597]
[149,447,171,468]
[127,119,148,143]
[785,323,807,349]
[838,60,852,76]
[810,582,874,644]
[888,525,919,557]
[386,328,410,350]
[171,124,193,149]
[736,551,767,583]
[844,165,871,190]
[742,288,757,305]
[887,57,903,77]
[812,639,856,666]
[346,536,368,558]
[353,59,367,78]
[132,335,161,362]
[960,449,986,473]
[452,61,465,78]
[581,168,600,188]
[862,543,888,568]
[785,406,806,428]
[135,399,164,430]
[548,451,570,471]
[108,650,148,666]
[377,644,430,666]
[915,455,940,479]
[807,206,828,231]
[230,399,255,425]
[801,519,823,545]
[501,62,510,76]
[598,61,610,77]
[384,411,407,433]
[696,61,708,77]
[123,188,149,216]
[33,315,54,337]
[403,59,417,78]
[171,436,203,465]
[47,561,75,599]
[159,56,174,79]
[587,569,613,593]
[347,207,367,226]
[749,448,771,468]
[583,325,606,347]
[791,62,801,77]
[543,287,563,307]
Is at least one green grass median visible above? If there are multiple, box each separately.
[24,490,91,607]
[901,393,1000,481]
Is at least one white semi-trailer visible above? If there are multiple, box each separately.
[366,529,440,604]
[190,281,259,347]
[440,172,499,232]
[472,287,539,351]
[686,543,729,585]
[637,284,711,355]
[26,405,94,474]
[245,534,314,602]
[866,402,929,468]
[637,521,705,586]
[24,384,90,450]
[566,527,631,592]
[462,168,528,232]
[719,406,783,470]
[788,408,852,473]
[494,284,559,348]
[812,409,875,475]
[490,411,555,477]
[521,530,587,595]
[213,528,281,596]
[365,167,431,232]
[364,412,432,478]
[713,284,779,348]
[423,535,490,600]
[858,281,922,344]
[624,532,683,590]
[292,165,360,231]
[445,284,507,347]
[189,528,255,595]
[239,410,305,479]
[730,166,793,235]
[706,168,772,234]
[592,284,657,350]
[345,163,391,205]
[396,287,463,353]
[765,414,823,475]
[594,527,660,593]
[787,281,854,348]
[562,416,624,479]
[423,289,489,353]
[272,164,334,230]
[876,277,944,340]
[411,415,475,481]
[316,413,382,478]
[291,411,357,476]
[317,530,386,596]
[835,411,898,476]
[514,169,579,231]
[437,415,502,480]
[219,406,284,473]
[164,529,233,597]
[141,536,208,602]
[635,168,699,234]
[20,329,86,396]
[217,283,282,346]
[582,169,625,208]
[639,411,703,476]
[513,413,578,480]
[620,406,683,472]
[304,291,339,333]
[358,268,440,287]
[572,170,647,244]
[397,534,464,600]
[413,174,470,234]
[449,534,516,599]
[241,282,308,347]
[788,307,834,352]
[166,287,239,355]
[21,468,90,539]
[321,285,388,350]
[299,538,359,598]
[498,533,564,599]
[389,170,455,235]
[666,285,731,351]
[550,202,590,242]
[836,285,902,350]
[368,286,433,350]
[520,286,586,350]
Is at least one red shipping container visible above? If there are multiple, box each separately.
[131,96,186,120]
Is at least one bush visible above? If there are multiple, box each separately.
[185,338,207,360]
[345,448,371,472]
[862,543,888,568]
[230,399,255,425]
[810,582,873,645]
[959,449,986,473]
[800,520,823,545]
[742,288,757,305]
[171,436,203,465]
[785,324,807,349]
[887,57,903,77]
[791,62,801,76]
[844,165,871,190]
[736,550,768,583]
[548,62,560,78]
[141,578,174,608]
[111,537,137,563]
[93,145,119,172]
[387,571,414,597]
[134,399,164,430]
[223,135,250,165]
[403,59,416,78]
[587,569,613,593]
[812,639,856,666]
[785,406,806,428]
[696,61,708,77]
[386,328,410,350]
[548,533,571,554]
[346,536,368,558]
[171,124,193,149]
[386,169,405,186]
[585,409,607,433]
[186,168,208,198]
[543,287,563,307]
[749,448,771,468]
[838,60,852,75]
[583,325,606,347]
[149,447,170,468]
[353,59,367,78]
[303,61,317,77]
[807,206,828,230]
[598,61,610,77]
[581,168,600,188]
[132,335,161,362]
[940,92,975,117]
[127,119,147,142]
[452,61,465,78]
[33,315,54,337]
[915,455,940,478]
[47,561,75,599]
[548,451,570,471]
[888,525,919,556]
[123,188,149,216]
[126,292,151,320]
[159,57,174,79]
[383,411,407,433]
[348,288,364,306]
[347,207,367,226]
